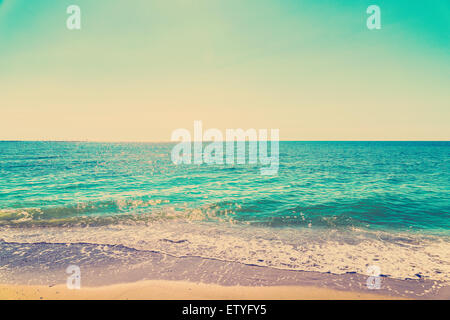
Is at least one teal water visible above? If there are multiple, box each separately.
[1,141,449,281]
[1,141,449,232]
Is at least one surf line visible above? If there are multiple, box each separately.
[170,120,279,175]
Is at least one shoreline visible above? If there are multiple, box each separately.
[0,280,401,300]
[1,240,449,300]
[2,221,449,285]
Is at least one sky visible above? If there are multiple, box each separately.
[0,0,449,141]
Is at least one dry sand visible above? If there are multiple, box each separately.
[0,280,401,300]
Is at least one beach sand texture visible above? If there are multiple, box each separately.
[0,280,399,300]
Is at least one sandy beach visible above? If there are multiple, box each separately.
[1,239,448,300]
[0,280,400,300]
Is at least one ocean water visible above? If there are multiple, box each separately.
[1,141,449,283]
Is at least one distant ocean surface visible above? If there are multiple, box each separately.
[1,141,449,283]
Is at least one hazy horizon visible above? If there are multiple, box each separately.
[1,139,449,143]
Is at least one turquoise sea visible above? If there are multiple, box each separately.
[1,141,449,283]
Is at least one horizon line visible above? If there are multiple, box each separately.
[0,139,449,143]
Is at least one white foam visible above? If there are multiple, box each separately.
[1,221,449,283]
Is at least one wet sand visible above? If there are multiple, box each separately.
[1,241,448,300]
